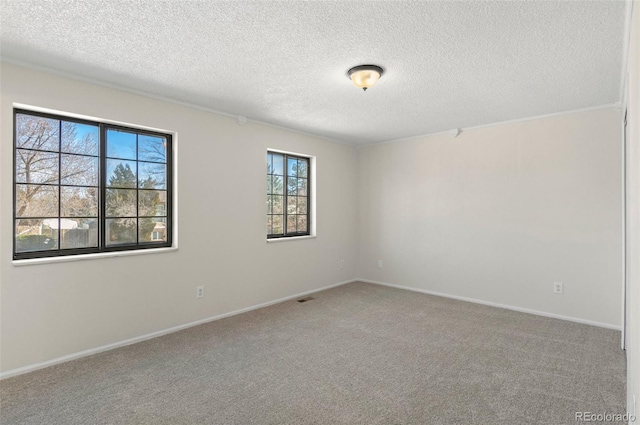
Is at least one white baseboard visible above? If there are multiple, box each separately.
[358,278,622,331]
[2,277,618,380]
[0,279,357,380]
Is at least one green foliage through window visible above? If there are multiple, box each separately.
[13,110,172,259]
[267,152,310,238]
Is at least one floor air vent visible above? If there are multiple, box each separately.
[297,297,314,303]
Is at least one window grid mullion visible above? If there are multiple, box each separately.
[283,155,291,235]
[100,124,107,250]
[57,120,62,251]
[136,133,139,245]
[284,154,289,236]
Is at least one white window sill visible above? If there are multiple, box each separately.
[12,247,178,267]
[266,235,316,243]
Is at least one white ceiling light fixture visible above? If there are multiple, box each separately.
[348,65,384,91]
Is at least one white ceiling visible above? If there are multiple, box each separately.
[0,1,627,145]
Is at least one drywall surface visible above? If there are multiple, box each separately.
[625,2,640,421]
[357,107,622,327]
[0,63,358,373]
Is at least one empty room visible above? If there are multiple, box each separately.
[1,1,639,424]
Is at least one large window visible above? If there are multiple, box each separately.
[13,109,172,260]
[267,151,310,238]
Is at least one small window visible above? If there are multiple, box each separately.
[13,109,173,259]
[267,151,310,238]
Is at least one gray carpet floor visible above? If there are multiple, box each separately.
[0,282,626,425]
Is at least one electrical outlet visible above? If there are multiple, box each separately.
[378,259,384,269]
[553,282,563,294]
[196,285,205,299]
[340,259,345,268]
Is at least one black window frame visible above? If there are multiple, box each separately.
[267,151,311,239]
[13,109,173,260]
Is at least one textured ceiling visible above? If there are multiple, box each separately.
[0,1,627,145]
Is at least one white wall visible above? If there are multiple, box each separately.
[0,63,359,373]
[625,2,640,421]
[0,61,626,377]
[357,107,623,328]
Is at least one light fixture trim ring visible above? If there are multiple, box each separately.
[347,64,384,79]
